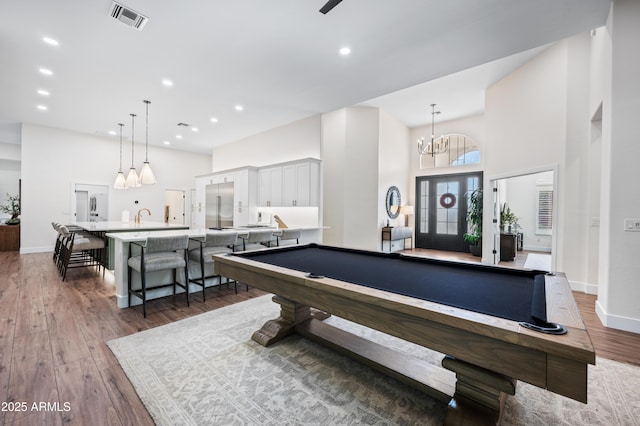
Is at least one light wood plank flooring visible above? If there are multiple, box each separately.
[1,249,639,425]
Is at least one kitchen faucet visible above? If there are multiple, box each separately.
[135,208,151,223]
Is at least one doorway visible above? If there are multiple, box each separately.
[491,167,557,270]
[415,171,482,252]
[73,183,108,222]
[164,190,185,224]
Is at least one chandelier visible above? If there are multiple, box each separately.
[417,104,449,157]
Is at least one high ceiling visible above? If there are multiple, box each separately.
[0,0,610,153]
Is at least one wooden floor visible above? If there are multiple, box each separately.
[1,249,639,425]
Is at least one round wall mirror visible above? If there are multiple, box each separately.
[385,186,401,219]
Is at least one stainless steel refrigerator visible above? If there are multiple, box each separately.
[205,182,234,229]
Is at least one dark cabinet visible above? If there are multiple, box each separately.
[500,233,516,261]
[0,224,20,251]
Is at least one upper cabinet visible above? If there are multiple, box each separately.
[257,159,320,207]
[232,168,258,226]
[194,159,320,229]
[282,161,319,207]
[258,167,283,207]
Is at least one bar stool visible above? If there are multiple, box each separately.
[127,234,190,318]
[188,231,238,300]
[239,229,275,251]
[56,225,105,281]
[275,228,301,246]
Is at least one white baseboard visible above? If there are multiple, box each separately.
[522,245,552,253]
[20,245,54,254]
[595,300,640,334]
[568,280,599,295]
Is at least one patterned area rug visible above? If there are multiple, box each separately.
[108,295,640,425]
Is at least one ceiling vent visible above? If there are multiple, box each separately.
[109,2,148,31]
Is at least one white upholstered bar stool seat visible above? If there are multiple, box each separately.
[240,229,276,251]
[127,234,190,318]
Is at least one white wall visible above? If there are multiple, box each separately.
[20,124,211,252]
[379,109,411,226]
[0,142,21,161]
[485,41,569,271]
[210,114,321,172]
[596,0,640,332]
[562,32,593,292]
[343,108,380,250]
[320,109,346,246]
[319,107,411,251]
[321,107,381,250]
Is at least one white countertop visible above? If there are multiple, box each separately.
[105,228,207,242]
[74,221,189,232]
[105,226,325,242]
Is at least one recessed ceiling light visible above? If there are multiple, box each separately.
[37,105,48,111]
[234,105,244,111]
[176,134,183,139]
[108,130,116,136]
[192,127,199,132]
[210,117,219,123]
[339,46,351,56]
[37,89,50,96]
[163,141,171,145]
[42,37,59,46]
[162,79,173,87]
[39,68,53,76]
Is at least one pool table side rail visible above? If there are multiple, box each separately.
[214,252,595,403]
[215,253,594,361]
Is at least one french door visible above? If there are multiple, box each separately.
[415,172,482,252]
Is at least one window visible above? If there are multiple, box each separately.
[452,149,480,166]
[536,187,553,235]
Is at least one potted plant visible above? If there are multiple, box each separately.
[464,188,482,256]
[1,193,21,225]
[500,203,517,233]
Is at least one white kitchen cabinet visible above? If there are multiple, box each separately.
[282,160,320,207]
[233,168,258,226]
[258,167,282,207]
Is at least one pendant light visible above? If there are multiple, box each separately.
[113,123,126,189]
[125,113,141,188]
[139,99,157,185]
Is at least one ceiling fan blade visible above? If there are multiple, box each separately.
[319,0,343,14]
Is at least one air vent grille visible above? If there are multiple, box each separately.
[109,2,148,31]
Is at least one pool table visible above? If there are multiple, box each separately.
[214,244,595,425]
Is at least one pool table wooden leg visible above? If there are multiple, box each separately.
[442,356,516,426]
[252,295,330,346]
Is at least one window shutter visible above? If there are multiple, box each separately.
[536,189,553,235]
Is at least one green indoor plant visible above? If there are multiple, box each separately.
[500,203,517,232]
[463,189,482,256]
[1,193,21,225]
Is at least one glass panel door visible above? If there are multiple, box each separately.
[415,172,483,252]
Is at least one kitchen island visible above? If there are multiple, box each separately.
[106,226,323,308]
[74,221,189,269]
